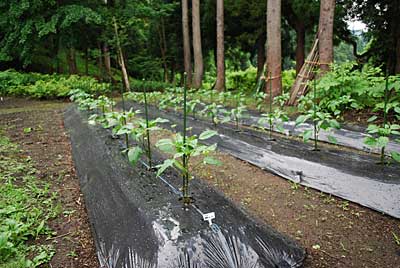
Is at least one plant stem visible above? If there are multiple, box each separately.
[182,73,189,203]
[120,85,129,149]
[313,76,318,151]
[143,84,152,169]
[269,72,273,140]
[381,74,389,164]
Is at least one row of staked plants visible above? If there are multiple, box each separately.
[69,77,221,205]
[124,70,400,165]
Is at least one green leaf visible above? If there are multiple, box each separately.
[302,129,313,142]
[364,137,377,147]
[367,115,378,122]
[156,159,175,176]
[327,135,338,144]
[156,139,175,153]
[203,156,222,166]
[391,152,400,163]
[128,147,143,166]
[376,136,389,148]
[295,115,308,125]
[199,130,218,140]
[329,120,340,129]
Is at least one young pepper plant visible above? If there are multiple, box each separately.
[155,130,220,204]
[157,74,221,204]
[364,76,400,164]
[295,78,340,150]
[116,117,169,169]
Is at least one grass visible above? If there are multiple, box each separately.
[0,132,58,267]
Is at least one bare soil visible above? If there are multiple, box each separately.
[0,98,98,268]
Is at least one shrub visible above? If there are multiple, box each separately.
[129,79,171,92]
[0,70,110,99]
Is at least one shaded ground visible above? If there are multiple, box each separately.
[0,98,98,268]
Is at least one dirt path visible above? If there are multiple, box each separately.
[0,98,98,268]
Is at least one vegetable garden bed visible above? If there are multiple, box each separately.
[64,105,305,267]
[121,101,400,219]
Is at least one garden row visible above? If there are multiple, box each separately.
[66,87,306,267]
[125,66,400,164]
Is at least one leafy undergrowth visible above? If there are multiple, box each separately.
[0,133,58,268]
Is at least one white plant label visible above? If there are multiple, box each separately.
[203,212,215,226]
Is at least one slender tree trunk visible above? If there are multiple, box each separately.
[113,18,130,91]
[192,0,204,89]
[266,0,282,96]
[295,22,305,75]
[67,47,78,74]
[215,0,225,91]
[256,34,266,80]
[318,0,335,73]
[103,43,112,77]
[97,42,104,78]
[182,0,192,87]
[158,18,169,82]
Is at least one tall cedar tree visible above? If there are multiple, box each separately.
[192,0,204,89]
[215,0,225,91]
[318,0,335,73]
[266,0,282,96]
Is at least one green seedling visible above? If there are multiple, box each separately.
[364,76,400,164]
[296,78,340,150]
[257,92,290,140]
[187,99,203,119]
[116,117,168,169]
[156,130,220,204]
[201,103,230,127]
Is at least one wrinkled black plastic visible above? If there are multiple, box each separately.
[64,106,305,268]
[121,102,400,219]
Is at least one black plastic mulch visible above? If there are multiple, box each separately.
[64,106,305,268]
[120,101,400,219]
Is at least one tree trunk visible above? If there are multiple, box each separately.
[266,0,282,97]
[97,42,104,78]
[215,0,225,91]
[182,0,192,87]
[256,34,266,80]
[295,22,305,75]
[158,18,169,82]
[103,43,112,77]
[318,0,335,73]
[67,47,78,74]
[113,18,130,91]
[192,0,204,89]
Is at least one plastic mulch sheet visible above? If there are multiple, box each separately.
[122,102,400,219]
[64,106,306,268]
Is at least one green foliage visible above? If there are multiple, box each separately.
[129,79,171,92]
[155,130,220,177]
[258,93,290,136]
[0,134,56,267]
[226,67,257,91]
[310,62,400,118]
[0,70,110,99]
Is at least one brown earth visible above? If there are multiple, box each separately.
[0,98,98,268]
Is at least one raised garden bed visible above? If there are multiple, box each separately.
[64,105,305,267]
[121,101,400,219]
